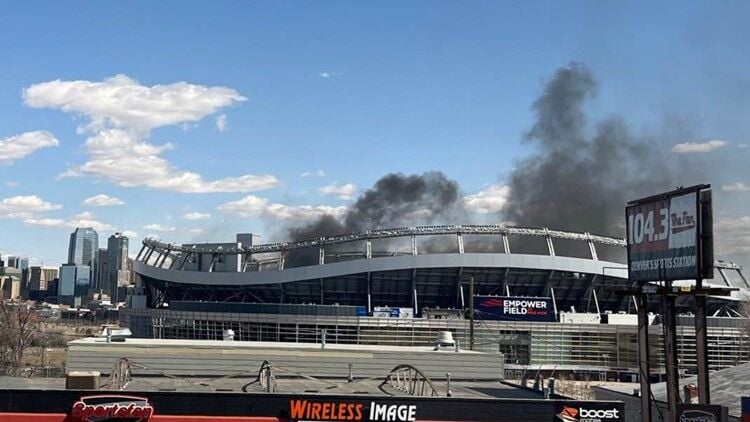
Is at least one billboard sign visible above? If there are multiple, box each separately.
[372,307,413,319]
[742,397,749,422]
[474,296,554,321]
[626,185,713,282]
[675,403,728,422]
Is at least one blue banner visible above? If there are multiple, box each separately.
[474,296,554,322]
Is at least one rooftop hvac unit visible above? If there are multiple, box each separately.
[223,329,235,341]
[66,371,100,390]
[434,331,458,351]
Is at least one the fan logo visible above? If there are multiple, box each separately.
[557,405,620,421]
[670,211,696,234]
[70,395,154,421]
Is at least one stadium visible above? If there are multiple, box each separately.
[121,224,750,378]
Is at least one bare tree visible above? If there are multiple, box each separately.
[0,296,38,375]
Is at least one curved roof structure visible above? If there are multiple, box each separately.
[132,225,748,314]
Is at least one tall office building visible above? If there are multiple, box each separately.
[42,267,58,288]
[30,266,59,292]
[95,249,108,291]
[107,233,129,302]
[6,256,29,299]
[67,227,98,290]
[58,264,90,307]
[6,256,29,270]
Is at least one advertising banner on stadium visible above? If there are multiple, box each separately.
[473,296,554,321]
[742,397,750,422]
[626,185,713,282]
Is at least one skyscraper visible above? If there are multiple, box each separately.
[58,264,90,307]
[107,232,129,302]
[6,256,29,299]
[96,249,108,292]
[68,228,98,266]
[29,266,57,299]
[67,227,98,290]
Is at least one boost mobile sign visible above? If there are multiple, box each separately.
[626,185,713,282]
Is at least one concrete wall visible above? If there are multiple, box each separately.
[66,338,504,380]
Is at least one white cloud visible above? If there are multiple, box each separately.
[0,196,118,233]
[144,223,175,232]
[671,140,728,154]
[721,182,750,192]
[216,114,227,131]
[187,228,205,234]
[0,195,62,218]
[83,194,125,206]
[739,143,748,148]
[65,211,113,232]
[301,169,326,178]
[0,131,59,165]
[57,168,83,179]
[24,75,279,193]
[319,71,342,79]
[23,75,247,132]
[183,211,211,220]
[217,195,346,221]
[22,217,66,227]
[4,181,20,187]
[463,184,509,214]
[22,211,113,232]
[121,230,139,238]
[320,182,357,200]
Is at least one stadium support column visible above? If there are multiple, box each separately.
[136,244,147,261]
[501,234,510,254]
[411,268,418,316]
[143,247,155,265]
[661,280,680,420]
[586,233,599,261]
[366,273,371,313]
[457,233,464,254]
[695,286,710,404]
[319,247,325,265]
[411,235,418,255]
[637,293,652,422]
[456,267,464,308]
[545,229,555,256]
[366,241,372,259]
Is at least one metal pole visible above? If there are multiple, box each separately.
[469,276,475,351]
[661,280,680,420]
[694,282,710,404]
[637,293,653,422]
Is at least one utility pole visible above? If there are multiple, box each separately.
[469,276,474,351]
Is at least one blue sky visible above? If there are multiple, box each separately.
[1,1,749,267]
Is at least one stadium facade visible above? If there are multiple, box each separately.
[121,225,750,377]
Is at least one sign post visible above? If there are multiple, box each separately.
[626,184,714,422]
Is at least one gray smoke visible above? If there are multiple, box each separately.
[503,63,674,239]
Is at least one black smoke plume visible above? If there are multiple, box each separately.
[503,62,674,240]
[284,172,463,265]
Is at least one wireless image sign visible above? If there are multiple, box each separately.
[626,185,713,282]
